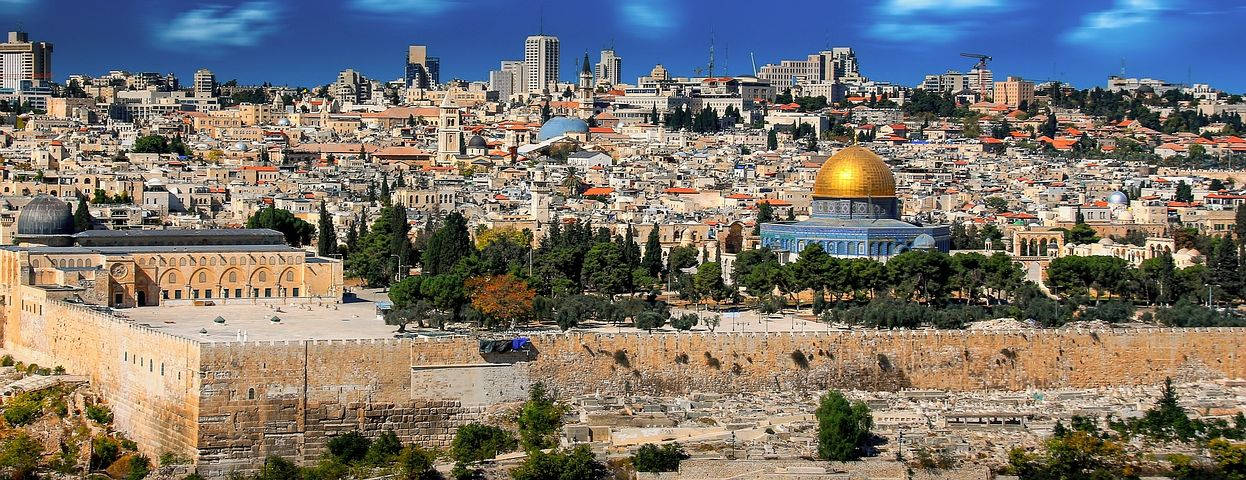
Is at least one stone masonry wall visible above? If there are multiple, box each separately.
[0,297,201,460]
[194,328,1246,475]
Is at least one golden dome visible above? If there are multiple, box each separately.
[812,146,896,198]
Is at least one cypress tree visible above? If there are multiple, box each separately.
[642,224,663,280]
[73,197,92,233]
[1211,232,1241,302]
[316,201,337,257]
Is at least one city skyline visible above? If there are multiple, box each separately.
[3,0,1246,91]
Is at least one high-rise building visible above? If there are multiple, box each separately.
[524,35,559,94]
[501,60,526,96]
[405,45,440,88]
[994,76,1035,109]
[594,49,621,88]
[193,68,216,98]
[757,48,864,87]
[488,69,513,101]
[0,31,53,91]
[331,69,372,104]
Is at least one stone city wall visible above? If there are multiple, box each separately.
[193,327,1246,474]
[0,296,201,459]
[3,295,1244,477]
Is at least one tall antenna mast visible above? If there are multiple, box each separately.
[707,30,715,78]
[723,42,729,76]
[538,3,544,34]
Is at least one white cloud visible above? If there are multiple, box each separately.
[882,0,1002,14]
[1063,0,1171,45]
[155,2,280,49]
[869,0,1009,43]
[349,0,456,15]
[618,0,677,34]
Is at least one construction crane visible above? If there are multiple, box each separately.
[960,53,992,98]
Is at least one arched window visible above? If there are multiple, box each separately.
[258,271,267,283]
[198,271,207,283]
[285,271,294,282]
[228,271,237,283]
[248,388,255,400]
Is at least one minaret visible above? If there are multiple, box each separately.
[437,91,462,163]
[577,52,594,120]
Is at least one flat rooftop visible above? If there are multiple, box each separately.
[119,299,398,343]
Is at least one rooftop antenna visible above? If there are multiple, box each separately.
[538,3,544,35]
[723,42,729,76]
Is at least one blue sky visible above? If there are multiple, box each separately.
[3,0,1245,92]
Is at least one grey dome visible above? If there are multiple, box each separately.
[1106,191,1129,206]
[538,116,589,141]
[467,134,488,148]
[911,234,936,250]
[16,195,74,236]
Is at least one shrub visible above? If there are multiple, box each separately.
[87,404,113,424]
[703,352,721,369]
[815,390,874,461]
[671,313,699,331]
[517,383,566,452]
[0,431,42,479]
[326,431,371,463]
[0,355,13,367]
[364,430,403,465]
[791,350,809,369]
[612,350,630,368]
[451,423,517,465]
[397,445,440,480]
[631,443,688,473]
[3,396,41,426]
[91,436,121,471]
[124,455,151,480]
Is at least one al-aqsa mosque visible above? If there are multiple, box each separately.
[760,146,949,259]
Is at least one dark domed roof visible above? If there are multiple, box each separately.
[16,195,74,236]
[467,134,488,148]
[538,116,589,141]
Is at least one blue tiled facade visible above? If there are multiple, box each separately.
[759,198,950,260]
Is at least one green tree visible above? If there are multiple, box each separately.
[517,383,566,452]
[73,196,92,233]
[316,201,337,257]
[1006,431,1135,480]
[693,262,726,302]
[631,443,688,473]
[754,202,775,235]
[1210,232,1241,302]
[1175,181,1194,203]
[364,430,403,465]
[582,242,629,296]
[255,455,301,480]
[421,212,474,276]
[641,225,664,280]
[985,196,1009,213]
[326,431,371,463]
[767,128,778,150]
[815,390,874,461]
[396,445,440,480]
[246,206,315,247]
[450,423,517,465]
[510,445,606,480]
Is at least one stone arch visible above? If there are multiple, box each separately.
[219,268,242,285]
[250,267,275,286]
